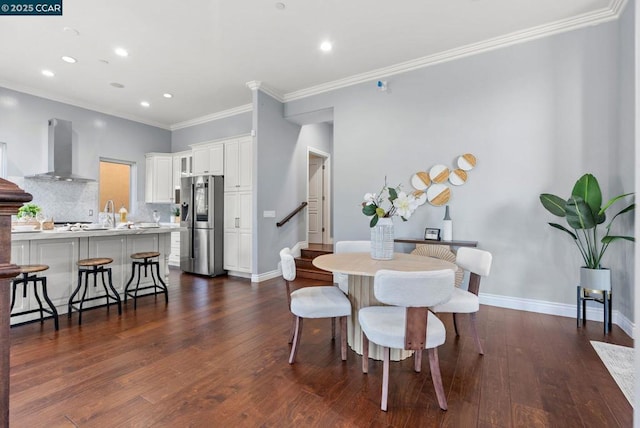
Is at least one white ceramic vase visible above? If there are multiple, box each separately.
[370,217,394,260]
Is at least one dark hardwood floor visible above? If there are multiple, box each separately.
[9,269,633,427]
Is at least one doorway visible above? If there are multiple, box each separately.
[307,150,331,245]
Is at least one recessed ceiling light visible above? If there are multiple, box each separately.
[110,82,125,88]
[163,93,173,99]
[319,41,333,52]
[41,70,55,77]
[275,2,285,10]
[140,101,150,107]
[61,56,77,64]
[114,47,129,57]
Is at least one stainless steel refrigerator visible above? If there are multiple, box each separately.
[180,175,225,276]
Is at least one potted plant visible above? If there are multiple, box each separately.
[17,203,41,221]
[172,206,180,223]
[539,173,635,290]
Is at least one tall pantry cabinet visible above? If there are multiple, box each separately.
[223,136,253,275]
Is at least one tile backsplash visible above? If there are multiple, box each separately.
[9,177,175,223]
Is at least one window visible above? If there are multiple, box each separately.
[99,160,132,212]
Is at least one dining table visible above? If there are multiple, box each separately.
[312,252,457,361]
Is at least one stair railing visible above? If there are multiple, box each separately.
[277,202,308,228]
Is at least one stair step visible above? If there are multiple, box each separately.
[300,248,332,259]
[296,268,333,282]
[294,257,317,269]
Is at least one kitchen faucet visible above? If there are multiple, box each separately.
[104,200,116,228]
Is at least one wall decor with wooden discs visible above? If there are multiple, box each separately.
[410,153,477,206]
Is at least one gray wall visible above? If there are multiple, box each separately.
[611,0,636,321]
[0,87,171,220]
[171,112,252,152]
[285,18,634,314]
[253,90,302,273]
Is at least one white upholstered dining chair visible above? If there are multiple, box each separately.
[359,269,455,411]
[429,247,493,355]
[334,240,371,294]
[279,247,351,364]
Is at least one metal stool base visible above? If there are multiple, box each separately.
[11,272,59,331]
[68,265,122,325]
[124,257,168,309]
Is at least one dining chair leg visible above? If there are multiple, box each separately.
[414,349,422,373]
[381,347,390,411]
[452,313,460,336]
[288,314,296,344]
[289,316,303,364]
[469,312,484,355]
[331,317,336,340]
[428,348,447,411]
[362,332,369,373]
[340,316,347,361]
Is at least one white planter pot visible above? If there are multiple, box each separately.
[580,267,611,292]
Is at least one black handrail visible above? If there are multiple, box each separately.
[277,202,308,227]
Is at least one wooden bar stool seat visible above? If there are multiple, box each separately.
[124,251,168,309]
[11,264,59,331]
[68,257,122,325]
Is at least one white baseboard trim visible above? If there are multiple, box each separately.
[480,292,634,338]
[252,269,280,283]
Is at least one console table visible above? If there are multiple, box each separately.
[394,238,478,248]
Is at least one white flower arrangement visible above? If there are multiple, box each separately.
[362,179,419,227]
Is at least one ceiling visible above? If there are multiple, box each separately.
[0,0,622,129]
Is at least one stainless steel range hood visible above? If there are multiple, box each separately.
[26,119,95,182]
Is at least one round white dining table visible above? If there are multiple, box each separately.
[312,252,457,361]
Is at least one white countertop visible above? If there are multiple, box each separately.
[11,225,185,241]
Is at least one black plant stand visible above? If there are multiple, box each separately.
[577,285,612,334]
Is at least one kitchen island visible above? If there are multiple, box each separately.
[10,225,184,325]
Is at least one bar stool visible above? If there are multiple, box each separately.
[11,264,59,331]
[124,252,168,309]
[68,257,122,325]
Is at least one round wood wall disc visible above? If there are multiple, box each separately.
[426,184,450,206]
[411,172,431,190]
[412,190,427,206]
[429,164,450,183]
[457,153,477,171]
[449,168,467,186]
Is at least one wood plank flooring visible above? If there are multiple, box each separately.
[9,269,633,427]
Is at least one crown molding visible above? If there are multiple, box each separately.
[283,0,628,103]
[246,80,284,102]
[170,104,253,130]
[0,80,172,130]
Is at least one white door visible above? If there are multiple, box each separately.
[308,155,324,244]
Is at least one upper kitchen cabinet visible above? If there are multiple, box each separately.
[191,142,224,176]
[145,153,174,203]
[224,136,252,192]
[173,150,192,189]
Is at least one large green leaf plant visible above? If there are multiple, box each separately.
[539,174,635,269]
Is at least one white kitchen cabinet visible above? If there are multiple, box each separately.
[85,235,128,296]
[224,136,252,192]
[10,241,30,315]
[223,191,252,273]
[145,153,174,203]
[31,238,80,308]
[169,231,180,266]
[192,143,224,176]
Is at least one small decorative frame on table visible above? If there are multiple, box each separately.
[424,228,441,241]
